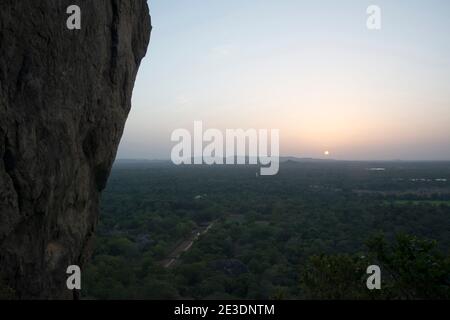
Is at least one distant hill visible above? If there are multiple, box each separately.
[279,156,336,163]
[116,157,336,165]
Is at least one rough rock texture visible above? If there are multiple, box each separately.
[0,1,151,299]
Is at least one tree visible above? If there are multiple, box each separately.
[367,234,450,299]
[300,234,450,300]
[300,254,374,299]
[0,277,15,300]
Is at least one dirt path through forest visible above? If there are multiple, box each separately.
[160,221,215,268]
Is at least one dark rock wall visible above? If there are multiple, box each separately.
[0,1,151,299]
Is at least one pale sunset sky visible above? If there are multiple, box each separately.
[117,0,450,160]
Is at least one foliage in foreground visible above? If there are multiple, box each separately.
[300,234,450,299]
[0,276,15,300]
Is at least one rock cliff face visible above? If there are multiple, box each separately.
[0,1,151,299]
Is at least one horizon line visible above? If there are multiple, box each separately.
[115,157,450,163]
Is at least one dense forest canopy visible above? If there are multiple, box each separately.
[84,160,450,299]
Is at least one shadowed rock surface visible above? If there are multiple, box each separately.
[0,0,151,299]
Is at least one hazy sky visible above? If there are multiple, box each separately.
[117,0,450,160]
